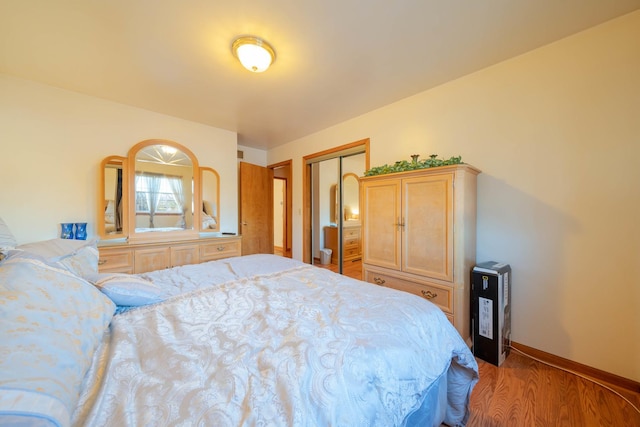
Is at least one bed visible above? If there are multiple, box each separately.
[0,235,479,427]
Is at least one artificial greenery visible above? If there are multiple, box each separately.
[363,154,463,176]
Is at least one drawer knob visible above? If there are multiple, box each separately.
[217,246,225,251]
[373,277,386,285]
[421,290,437,300]
[98,259,107,265]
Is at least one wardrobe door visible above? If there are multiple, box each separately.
[401,173,454,281]
[362,178,402,271]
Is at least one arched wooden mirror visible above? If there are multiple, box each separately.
[342,173,360,222]
[98,139,226,243]
[98,156,127,240]
[200,167,220,232]
[127,139,200,242]
[331,173,360,224]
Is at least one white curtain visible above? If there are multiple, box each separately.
[137,173,162,228]
[168,176,186,229]
[114,168,123,232]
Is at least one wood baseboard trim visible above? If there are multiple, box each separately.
[511,341,640,394]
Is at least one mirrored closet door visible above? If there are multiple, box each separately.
[311,152,366,278]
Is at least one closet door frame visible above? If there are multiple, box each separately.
[302,139,370,266]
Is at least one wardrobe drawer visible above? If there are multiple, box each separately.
[364,269,453,314]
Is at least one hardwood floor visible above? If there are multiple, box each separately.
[468,350,640,427]
[313,258,362,280]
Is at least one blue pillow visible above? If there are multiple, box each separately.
[86,273,166,307]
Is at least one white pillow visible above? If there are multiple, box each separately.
[16,238,94,259]
[0,251,115,427]
[0,216,17,256]
[201,212,217,229]
[203,200,214,216]
[85,273,166,306]
[16,238,99,278]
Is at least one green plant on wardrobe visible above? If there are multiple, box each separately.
[363,154,463,177]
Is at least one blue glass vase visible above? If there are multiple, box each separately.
[60,223,74,239]
[74,223,87,240]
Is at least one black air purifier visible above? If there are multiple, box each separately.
[471,261,511,366]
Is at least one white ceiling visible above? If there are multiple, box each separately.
[1,1,638,150]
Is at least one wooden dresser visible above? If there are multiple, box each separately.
[98,235,242,274]
[323,223,362,264]
[360,164,479,344]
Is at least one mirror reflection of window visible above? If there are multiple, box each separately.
[134,143,194,233]
[135,173,186,228]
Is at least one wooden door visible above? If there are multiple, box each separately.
[402,173,454,281]
[239,162,274,255]
[361,178,402,271]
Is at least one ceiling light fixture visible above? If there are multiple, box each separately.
[232,36,276,73]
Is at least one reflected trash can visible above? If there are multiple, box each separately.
[319,248,332,265]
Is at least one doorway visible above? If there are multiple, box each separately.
[273,177,285,256]
[269,159,292,258]
[302,139,369,276]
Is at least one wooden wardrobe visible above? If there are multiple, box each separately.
[360,164,480,343]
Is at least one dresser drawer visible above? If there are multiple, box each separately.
[171,244,199,267]
[364,269,453,314]
[98,248,134,273]
[200,239,241,261]
[343,227,360,239]
[344,246,361,259]
[344,236,359,248]
[134,247,170,273]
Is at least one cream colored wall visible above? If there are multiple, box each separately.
[238,144,268,166]
[0,74,239,244]
[268,11,640,381]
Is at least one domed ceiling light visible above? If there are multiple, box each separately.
[232,36,276,73]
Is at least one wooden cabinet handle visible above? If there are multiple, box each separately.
[421,290,437,299]
[217,246,225,251]
[373,277,386,285]
[98,259,107,265]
